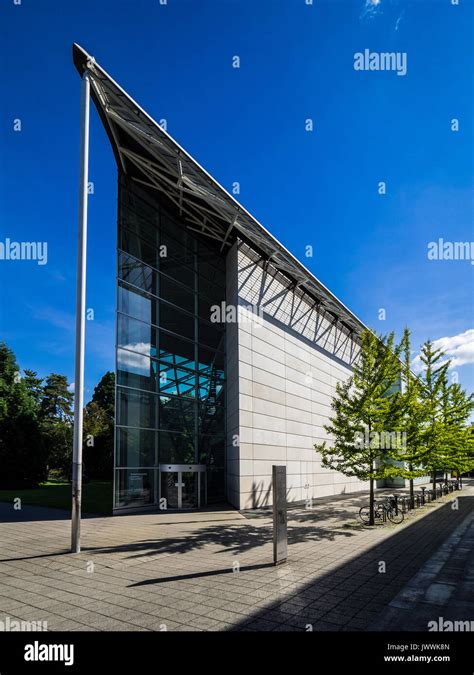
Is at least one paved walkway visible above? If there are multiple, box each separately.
[0,482,472,632]
[370,505,474,631]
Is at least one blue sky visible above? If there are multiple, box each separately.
[0,0,472,399]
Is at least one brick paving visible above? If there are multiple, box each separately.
[0,481,472,632]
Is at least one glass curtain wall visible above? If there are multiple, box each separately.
[115,176,226,509]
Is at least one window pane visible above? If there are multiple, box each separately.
[117,347,158,392]
[199,404,224,435]
[159,331,196,370]
[118,315,158,359]
[160,302,194,341]
[121,205,159,248]
[159,396,196,434]
[115,469,155,508]
[119,252,157,296]
[118,284,156,324]
[198,257,225,286]
[117,387,159,429]
[159,430,195,464]
[159,364,196,398]
[199,277,224,308]
[206,466,225,503]
[198,346,224,372]
[121,229,161,269]
[116,428,156,466]
[199,435,225,466]
[159,274,195,314]
[198,320,224,350]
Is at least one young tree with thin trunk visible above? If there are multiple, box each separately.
[418,340,450,498]
[392,329,429,507]
[439,380,474,483]
[315,330,402,525]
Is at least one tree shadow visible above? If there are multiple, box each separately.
[83,517,357,560]
[225,496,474,631]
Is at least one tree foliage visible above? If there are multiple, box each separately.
[0,343,48,488]
[0,341,115,488]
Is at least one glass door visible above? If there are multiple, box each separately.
[160,471,180,509]
[159,464,206,510]
[181,472,198,508]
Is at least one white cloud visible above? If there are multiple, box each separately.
[412,329,474,373]
[68,382,75,393]
[394,10,404,31]
[361,0,383,21]
[117,344,151,374]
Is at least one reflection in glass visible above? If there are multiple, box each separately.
[159,430,196,464]
[115,469,154,508]
[117,347,158,392]
[118,284,154,324]
[117,387,159,429]
[117,315,157,358]
[116,427,156,467]
[116,177,226,508]
[160,471,179,509]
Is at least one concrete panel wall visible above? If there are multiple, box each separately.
[225,241,368,510]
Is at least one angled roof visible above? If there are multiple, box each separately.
[73,43,369,338]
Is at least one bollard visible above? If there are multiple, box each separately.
[421,487,426,505]
[272,465,287,565]
[392,494,398,516]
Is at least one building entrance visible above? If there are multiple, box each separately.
[159,464,206,509]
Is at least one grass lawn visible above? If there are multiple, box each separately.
[0,479,112,515]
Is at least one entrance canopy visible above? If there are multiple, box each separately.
[73,43,368,338]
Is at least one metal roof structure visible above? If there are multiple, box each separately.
[73,43,369,338]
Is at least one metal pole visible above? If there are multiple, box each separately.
[272,465,287,565]
[71,71,90,553]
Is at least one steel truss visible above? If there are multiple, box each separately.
[73,44,368,343]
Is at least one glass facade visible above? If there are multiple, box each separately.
[115,177,226,509]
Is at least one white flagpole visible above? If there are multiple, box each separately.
[72,71,90,553]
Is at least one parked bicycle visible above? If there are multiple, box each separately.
[359,498,404,525]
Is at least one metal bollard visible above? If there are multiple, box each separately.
[272,465,287,566]
[392,494,398,516]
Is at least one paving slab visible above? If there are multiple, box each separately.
[0,481,472,631]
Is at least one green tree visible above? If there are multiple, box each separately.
[22,369,44,406]
[40,374,73,422]
[90,371,114,417]
[393,329,430,507]
[0,342,48,488]
[418,340,450,498]
[40,374,74,478]
[315,330,403,525]
[83,372,115,479]
[438,380,474,483]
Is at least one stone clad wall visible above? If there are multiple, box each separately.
[226,241,368,510]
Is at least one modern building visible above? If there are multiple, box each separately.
[73,44,375,514]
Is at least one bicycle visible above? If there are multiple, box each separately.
[359,498,404,525]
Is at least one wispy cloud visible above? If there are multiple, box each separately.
[118,344,151,374]
[29,305,74,332]
[360,0,383,22]
[48,270,67,283]
[394,9,405,31]
[31,303,115,367]
[412,329,474,373]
